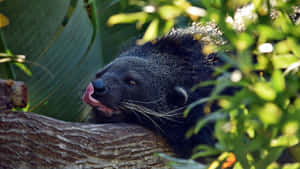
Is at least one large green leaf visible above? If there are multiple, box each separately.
[0,0,141,121]
[0,0,100,121]
[1,0,71,61]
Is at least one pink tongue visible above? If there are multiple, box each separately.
[82,83,113,117]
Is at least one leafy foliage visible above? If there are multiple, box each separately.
[107,0,300,168]
[0,0,99,121]
[0,0,140,121]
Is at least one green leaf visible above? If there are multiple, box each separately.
[120,0,128,9]
[282,121,299,136]
[107,12,148,26]
[272,54,299,69]
[256,54,269,70]
[256,103,282,125]
[184,97,218,117]
[291,25,300,38]
[271,135,299,147]
[0,0,96,121]
[1,0,71,61]
[271,70,285,92]
[161,20,175,34]
[266,162,280,169]
[142,18,159,42]
[157,153,207,169]
[0,0,144,121]
[274,40,290,54]
[253,82,276,101]
[210,73,232,98]
[158,5,182,20]
[282,163,300,169]
[14,62,32,76]
[287,37,300,57]
[191,145,220,159]
[233,162,243,169]
[235,32,254,51]
[255,148,284,169]
[273,11,293,34]
[194,112,226,134]
[257,25,284,43]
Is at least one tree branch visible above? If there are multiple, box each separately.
[0,79,174,169]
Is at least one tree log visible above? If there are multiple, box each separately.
[0,80,174,169]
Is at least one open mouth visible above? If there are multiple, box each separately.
[82,83,117,117]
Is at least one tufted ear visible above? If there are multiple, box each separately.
[166,86,189,106]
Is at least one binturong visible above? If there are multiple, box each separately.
[82,23,227,157]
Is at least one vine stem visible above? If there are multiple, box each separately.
[0,29,16,79]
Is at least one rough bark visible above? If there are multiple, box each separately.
[0,80,174,169]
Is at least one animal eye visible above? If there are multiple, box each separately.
[128,79,137,86]
[124,78,137,86]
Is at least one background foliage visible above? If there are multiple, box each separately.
[0,0,140,121]
[1,0,300,168]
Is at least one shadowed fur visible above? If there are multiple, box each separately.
[83,23,226,157]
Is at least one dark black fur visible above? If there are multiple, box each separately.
[86,25,225,157]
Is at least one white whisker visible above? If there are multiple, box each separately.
[121,102,183,123]
[124,97,164,104]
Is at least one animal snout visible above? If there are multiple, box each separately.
[92,79,108,96]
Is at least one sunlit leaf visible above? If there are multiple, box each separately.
[271,70,285,92]
[282,121,299,136]
[142,18,159,42]
[253,82,276,101]
[191,145,220,159]
[0,13,9,28]
[235,32,254,51]
[159,5,182,20]
[186,6,206,20]
[256,55,269,70]
[256,103,282,125]
[257,25,284,43]
[274,40,290,54]
[14,62,32,76]
[266,162,280,169]
[161,20,174,34]
[272,54,299,69]
[174,0,191,9]
[273,11,293,33]
[271,135,299,147]
[233,162,243,169]
[107,12,148,26]
[282,163,300,169]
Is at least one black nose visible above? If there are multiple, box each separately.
[92,79,108,96]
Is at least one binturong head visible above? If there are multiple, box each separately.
[83,24,226,157]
